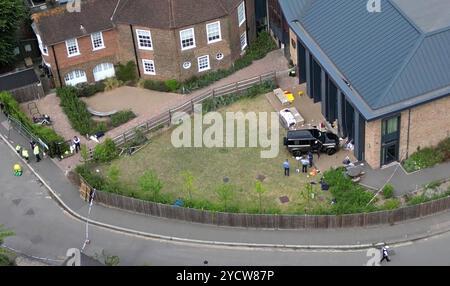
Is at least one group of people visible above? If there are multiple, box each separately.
[15,141,41,163]
[283,151,315,176]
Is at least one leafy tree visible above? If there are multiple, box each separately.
[254,181,267,213]
[139,170,163,201]
[214,184,234,211]
[0,0,27,65]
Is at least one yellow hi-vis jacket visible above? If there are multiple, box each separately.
[22,149,29,158]
[33,145,40,155]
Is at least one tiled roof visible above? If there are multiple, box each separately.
[34,0,243,45]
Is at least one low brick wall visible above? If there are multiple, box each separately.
[78,180,450,229]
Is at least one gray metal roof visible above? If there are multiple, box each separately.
[392,0,450,33]
[281,0,450,120]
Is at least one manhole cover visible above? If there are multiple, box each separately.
[223,177,230,183]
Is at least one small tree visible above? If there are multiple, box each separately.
[254,181,267,213]
[181,171,195,200]
[382,184,395,199]
[139,170,163,201]
[215,184,234,211]
[93,139,118,163]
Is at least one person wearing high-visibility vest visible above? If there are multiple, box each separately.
[15,145,21,154]
[21,148,29,162]
[13,164,22,176]
[33,144,41,162]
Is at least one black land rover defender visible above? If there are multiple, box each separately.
[283,129,340,156]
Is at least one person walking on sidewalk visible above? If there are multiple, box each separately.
[21,148,29,163]
[380,245,391,263]
[73,136,81,153]
[15,144,22,154]
[33,144,41,162]
[283,159,290,177]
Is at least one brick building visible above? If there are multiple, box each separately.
[31,0,256,87]
[279,0,450,168]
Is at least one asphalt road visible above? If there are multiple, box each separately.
[1,139,450,266]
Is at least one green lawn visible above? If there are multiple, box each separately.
[95,94,332,214]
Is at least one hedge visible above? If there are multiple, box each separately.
[0,91,65,157]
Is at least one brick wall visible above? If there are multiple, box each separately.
[399,96,450,159]
[289,28,298,66]
[365,95,450,168]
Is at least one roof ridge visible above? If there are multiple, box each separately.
[374,34,426,109]
[425,25,450,37]
[388,0,424,34]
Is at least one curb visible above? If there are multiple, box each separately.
[2,133,450,252]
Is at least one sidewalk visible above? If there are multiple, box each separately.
[2,112,450,249]
[360,162,450,195]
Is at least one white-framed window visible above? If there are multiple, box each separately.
[142,59,156,75]
[240,31,248,50]
[238,1,246,27]
[216,53,224,60]
[180,28,196,50]
[136,29,153,50]
[183,61,192,69]
[66,38,80,57]
[64,70,87,86]
[206,21,222,44]
[91,32,105,51]
[197,55,210,72]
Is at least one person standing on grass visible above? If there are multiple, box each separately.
[73,136,81,153]
[283,159,290,177]
[307,151,314,168]
[301,156,309,174]
[33,144,41,163]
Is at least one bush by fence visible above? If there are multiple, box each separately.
[0,91,65,157]
[77,177,450,229]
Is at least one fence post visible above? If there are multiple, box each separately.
[123,133,126,144]
[191,99,194,113]
[169,109,172,124]
[212,89,215,98]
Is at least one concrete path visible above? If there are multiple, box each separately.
[360,162,450,195]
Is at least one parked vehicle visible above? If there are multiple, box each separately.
[283,128,340,156]
[279,108,297,129]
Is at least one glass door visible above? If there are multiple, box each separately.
[382,142,399,165]
[381,116,400,166]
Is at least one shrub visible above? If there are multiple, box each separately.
[383,198,401,210]
[138,170,163,201]
[93,138,118,163]
[143,79,170,92]
[57,87,95,135]
[407,195,430,206]
[75,164,106,190]
[110,110,136,128]
[0,91,65,157]
[437,137,450,161]
[382,184,395,199]
[103,77,123,91]
[164,79,180,92]
[403,146,444,172]
[116,61,137,83]
[323,168,377,214]
[76,81,105,97]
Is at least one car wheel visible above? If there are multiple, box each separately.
[327,148,337,156]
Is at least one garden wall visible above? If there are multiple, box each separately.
[78,179,450,229]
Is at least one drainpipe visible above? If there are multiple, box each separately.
[129,24,141,78]
[266,0,270,32]
[51,45,63,87]
[406,109,411,159]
